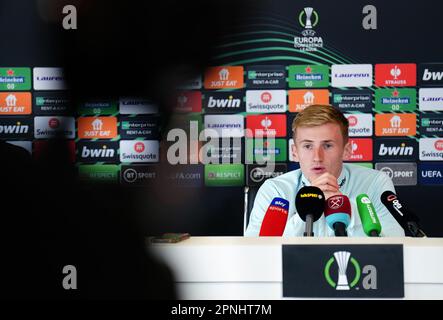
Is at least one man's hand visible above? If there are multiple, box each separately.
[311,172,342,200]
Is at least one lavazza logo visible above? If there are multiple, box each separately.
[324,251,377,291]
[294,7,323,51]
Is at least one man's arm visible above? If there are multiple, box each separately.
[244,180,278,236]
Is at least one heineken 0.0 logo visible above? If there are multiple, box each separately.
[324,251,377,291]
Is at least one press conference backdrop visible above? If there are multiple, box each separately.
[1,0,443,236]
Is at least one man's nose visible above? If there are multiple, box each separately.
[313,146,324,162]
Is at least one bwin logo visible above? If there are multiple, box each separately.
[422,69,443,81]
[207,96,240,108]
[324,251,377,290]
[378,143,413,156]
[81,145,115,158]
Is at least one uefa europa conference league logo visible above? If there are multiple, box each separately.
[295,7,323,52]
[324,251,377,291]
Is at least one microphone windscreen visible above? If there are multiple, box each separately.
[259,197,289,236]
[324,195,351,229]
[295,186,325,222]
[356,194,382,236]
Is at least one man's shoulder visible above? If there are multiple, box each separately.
[343,163,393,194]
[264,169,301,185]
[257,169,301,195]
[345,163,387,180]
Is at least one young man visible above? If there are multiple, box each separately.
[245,105,405,237]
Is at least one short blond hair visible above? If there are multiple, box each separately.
[292,105,349,142]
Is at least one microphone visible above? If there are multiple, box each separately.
[324,195,351,237]
[295,186,325,237]
[356,194,382,237]
[381,191,427,237]
[259,197,289,236]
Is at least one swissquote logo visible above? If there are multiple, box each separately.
[419,138,443,160]
[324,251,377,291]
[246,90,286,113]
[119,140,159,163]
[34,116,75,139]
[345,114,372,137]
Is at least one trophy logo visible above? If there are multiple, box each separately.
[299,7,319,32]
[304,7,314,29]
[335,251,351,290]
[324,251,361,290]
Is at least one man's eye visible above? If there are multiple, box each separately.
[303,144,312,149]
[324,144,333,149]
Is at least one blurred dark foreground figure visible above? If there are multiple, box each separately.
[0,0,246,299]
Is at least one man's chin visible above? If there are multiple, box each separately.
[305,171,324,183]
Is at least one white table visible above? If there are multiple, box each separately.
[150,237,443,300]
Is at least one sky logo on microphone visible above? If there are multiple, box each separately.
[324,251,377,291]
[270,198,289,211]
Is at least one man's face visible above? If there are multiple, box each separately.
[291,123,351,182]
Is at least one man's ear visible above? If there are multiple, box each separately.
[342,140,351,160]
[291,141,299,162]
